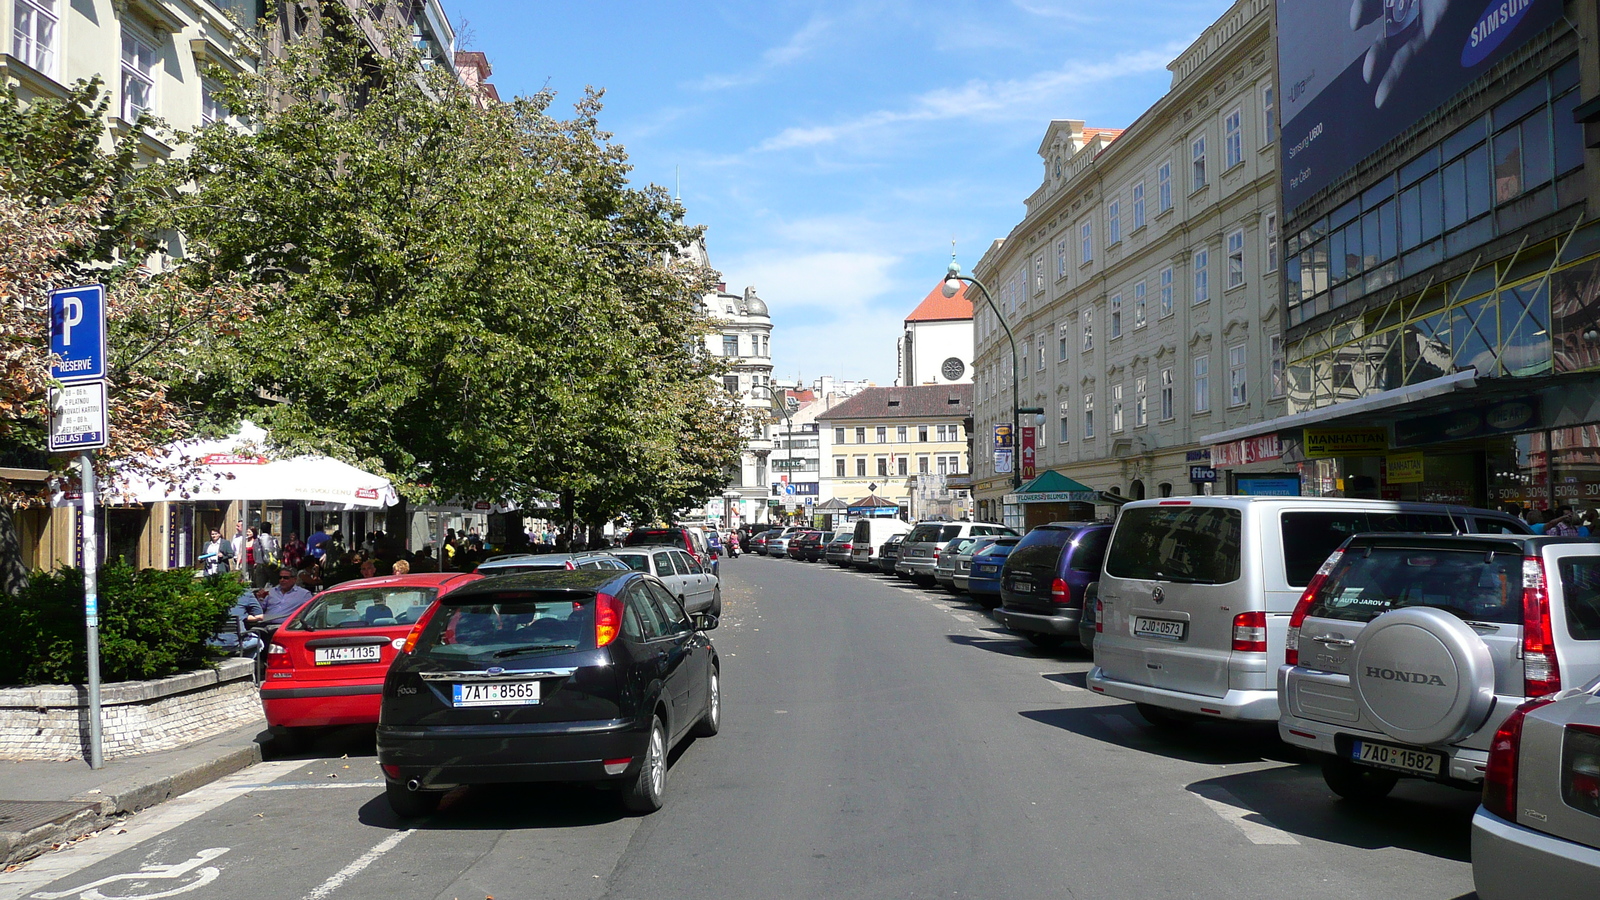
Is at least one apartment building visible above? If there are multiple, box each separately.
[971,0,1283,526]
[819,384,973,521]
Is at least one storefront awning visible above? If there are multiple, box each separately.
[1009,470,1099,504]
[846,495,900,517]
[1200,370,1478,449]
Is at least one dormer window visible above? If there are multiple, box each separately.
[725,304,735,315]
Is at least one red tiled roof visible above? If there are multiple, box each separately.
[905,281,972,323]
[817,384,972,421]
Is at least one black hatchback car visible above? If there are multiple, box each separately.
[377,569,720,817]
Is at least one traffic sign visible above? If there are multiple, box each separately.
[49,381,108,451]
[50,285,107,382]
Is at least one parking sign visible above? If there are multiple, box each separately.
[50,285,107,382]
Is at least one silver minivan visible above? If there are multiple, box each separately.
[1088,497,1529,725]
[897,521,1019,585]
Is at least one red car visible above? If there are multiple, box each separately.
[261,572,480,743]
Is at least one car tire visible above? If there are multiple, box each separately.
[385,781,442,818]
[691,667,721,738]
[270,727,312,754]
[1025,633,1068,650]
[974,595,1001,610]
[1135,703,1194,732]
[710,587,723,617]
[621,716,667,814]
[1321,760,1399,803]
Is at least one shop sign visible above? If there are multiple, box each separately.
[1303,428,1388,458]
[792,482,819,496]
[1189,465,1217,483]
[1238,477,1302,496]
[993,424,1013,450]
[1012,490,1098,504]
[1386,452,1425,484]
[1212,434,1283,468]
[1394,399,1543,447]
[1185,449,1212,463]
[1021,427,1036,480]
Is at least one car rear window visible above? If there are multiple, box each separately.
[617,555,649,572]
[1008,527,1075,572]
[292,587,438,630]
[854,521,872,542]
[1305,547,1524,625]
[1280,511,1455,587]
[1560,557,1600,640]
[1068,529,1110,573]
[940,525,962,541]
[478,562,567,576]
[907,524,944,543]
[414,592,596,659]
[625,529,681,546]
[1106,507,1242,585]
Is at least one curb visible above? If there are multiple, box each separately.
[1,742,263,867]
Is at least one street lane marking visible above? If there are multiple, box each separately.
[1189,784,1300,845]
[250,782,383,791]
[30,847,228,900]
[301,829,414,900]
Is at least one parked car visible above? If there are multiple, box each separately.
[749,531,773,555]
[1473,675,1600,899]
[261,573,480,744]
[850,518,914,570]
[767,532,795,558]
[934,536,981,590]
[1089,497,1531,727]
[788,531,823,561]
[965,537,1020,608]
[955,537,1014,594]
[377,569,721,817]
[804,531,836,562]
[876,534,906,575]
[622,526,712,569]
[824,532,855,566]
[995,522,1111,650]
[610,547,723,616]
[476,552,629,576]
[897,521,1019,585]
[1278,533,1600,800]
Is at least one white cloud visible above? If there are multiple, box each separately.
[1010,0,1104,24]
[690,16,832,91]
[719,250,899,318]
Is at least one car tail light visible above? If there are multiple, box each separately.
[1286,549,1343,666]
[1232,611,1267,653]
[595,591,623,647]
[381,764,401,779]
[1522,555,1562,697]
[603,757,632,775]
[400,602,440,654]
[1050,578,1070,604]
[1094,597,1104,633]
[1483,697,1555,819]
[266,642,291,669]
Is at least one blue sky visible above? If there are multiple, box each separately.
[447,0,1235,386]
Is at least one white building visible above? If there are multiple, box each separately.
[699,277,775,527]
[898,281,974,386]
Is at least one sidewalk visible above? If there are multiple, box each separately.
[0,719,266,867]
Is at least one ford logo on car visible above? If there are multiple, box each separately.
[1366,666,1447,686]
[485,666,505,676]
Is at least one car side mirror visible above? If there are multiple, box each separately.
[691,612,720,632]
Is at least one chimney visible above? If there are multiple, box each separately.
[716,282,726,293]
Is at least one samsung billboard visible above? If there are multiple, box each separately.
[1279,0,1563,213]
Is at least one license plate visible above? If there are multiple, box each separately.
[314,645,381,665]
[977,565,997,574]
[452,681,541,707]
[1011,580,1033,593]
[1134,617,1187,641]
[912,549,925,557]
[1352,740,1442,776]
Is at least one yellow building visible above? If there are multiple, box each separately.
[818,384,973,521]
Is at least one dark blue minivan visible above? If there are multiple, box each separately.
[994,522,1111,650]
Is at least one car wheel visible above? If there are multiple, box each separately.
[974,595,1001,610]
[1025,633,1068,650]
[1135,702,1194,732]
[270,726,312,754]
[385,781,442,818]
[710,587,723,617]
[1321,759,1399,803]
[621,715,667,814]
[691,667,721,738]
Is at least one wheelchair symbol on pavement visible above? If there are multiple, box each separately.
[32,847,229,900]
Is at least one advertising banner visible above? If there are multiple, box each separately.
[1386,451,1426,483]
[1303,427,1388,457]
[1213,434,1284,467]
[1278,0,1563,212]
[1020,427,1037,480]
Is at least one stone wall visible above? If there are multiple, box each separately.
[0,659,260,761]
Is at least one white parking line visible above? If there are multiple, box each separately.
[1189,784,1300,845]
[302,829,415,900]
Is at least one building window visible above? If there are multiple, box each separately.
[935,424,947,441]
[1158,161,1172,211]
[1111,383,1124,432]
[1193,354,1210,413]
[1265,213,1278,272]
[876,426,887,443]
[1160,368,1174,420]
[1193,249,1209,304]
[722,335,739,357]
[877,457,889,477]
[1191,135,1207,190]
[856,458,867,477]
[1056,237,1068,278]
[1226,229,1245,289]
[897,425,907,442]
[835,457,846,477]
[1132,181,1145,230]
[1082,306,1094,350]
[918,425,929,442]
[1270,334,1285,398]
[1135,375,1147,427]
[1159,267,1174,317]
[723,375,740,394]
[1020,341,1030,379]
[1058,325,1068,361]
[1224,108,1243,169]
[1133,281,1147,329]
[13,0,58,76]
[1083,392,1095,439]
[834,427,845,444]
[898,456,908,476]
[201,79,229,125]
[1058,410,1070,443]
[1262,83,1275,144]
[1110,294,1122,339]
[121,32,158,122]
[1080,221,1092,265]
[937,456,949,475]
[1229,343,1247,406]
[1107,200,1121,245]
[855,427,866,443]
[918,455,930,474]
[1034,254,1045,293]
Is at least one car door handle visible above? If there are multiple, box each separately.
[1310,635,1355,648]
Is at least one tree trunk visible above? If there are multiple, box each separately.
[0,505,30,597]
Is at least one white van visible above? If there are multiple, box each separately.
[850,519,913,570]
[1087,497,1529,726]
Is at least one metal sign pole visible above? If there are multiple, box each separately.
[80,451,103,769]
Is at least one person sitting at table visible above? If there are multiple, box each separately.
[256,567,314,625]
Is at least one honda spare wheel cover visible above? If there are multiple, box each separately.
[1350,606,1494,747]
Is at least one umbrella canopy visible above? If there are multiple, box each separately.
[814,498,850,511]
[56,422,397,509]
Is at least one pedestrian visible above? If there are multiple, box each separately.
[230,522,247,571]
[255,567,314,625]
[200,528,233,576]
[391,559,411,576]
[282,531,306,570]
[244,526,269,587]
[306,523,330,562]
[1547,507,1580,537]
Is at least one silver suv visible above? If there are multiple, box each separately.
[897,521,1018,585]
[1279,534,1600,801]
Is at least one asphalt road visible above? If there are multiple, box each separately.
[2,555,1480,900]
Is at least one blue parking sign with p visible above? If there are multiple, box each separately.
[50,285,106,382]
